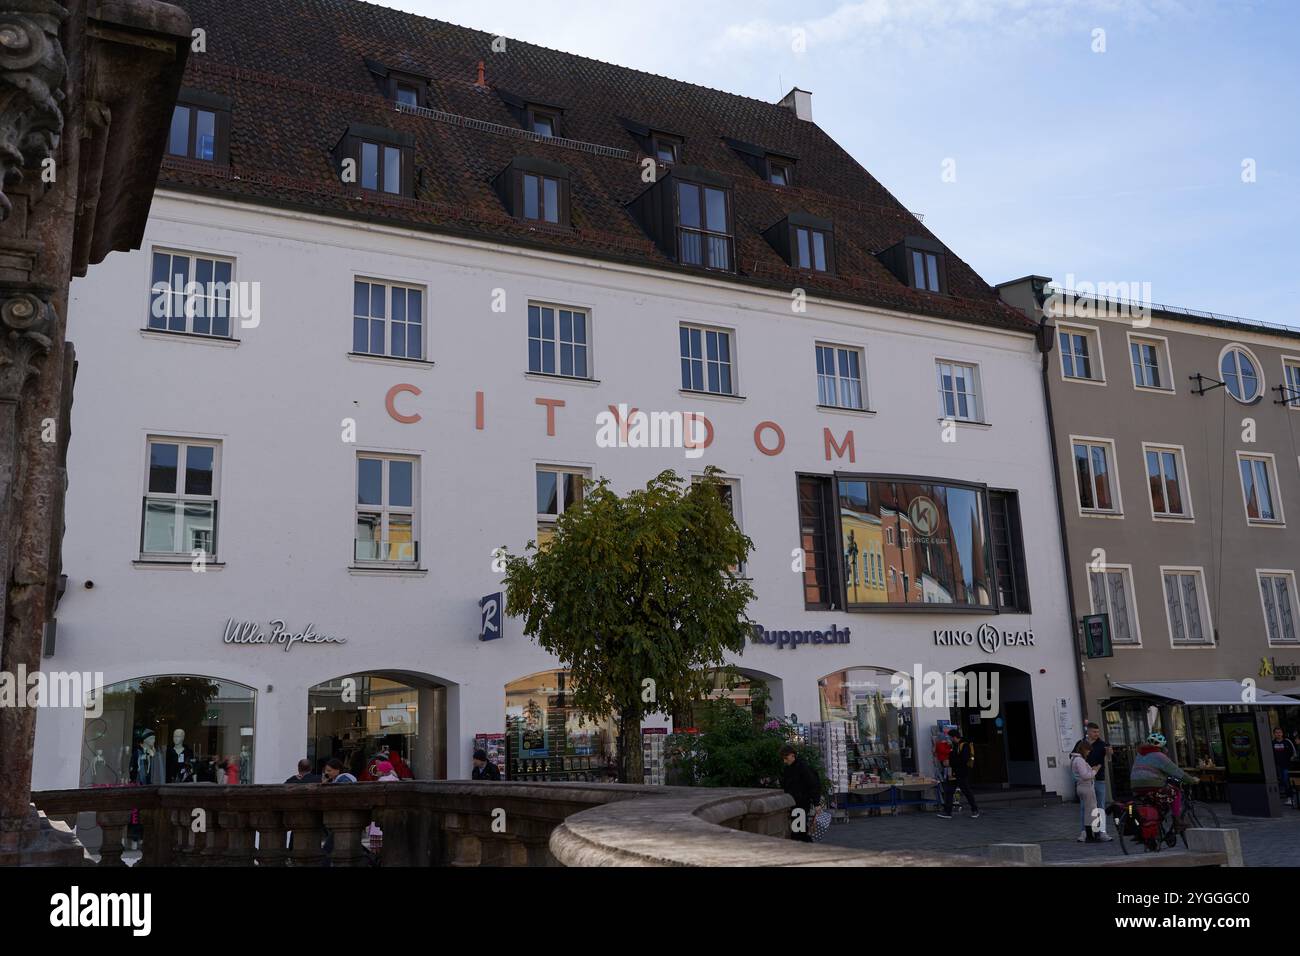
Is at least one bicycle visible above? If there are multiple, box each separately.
[1111,781,1218,855]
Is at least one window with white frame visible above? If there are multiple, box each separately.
[1058,326,1101,381]
[680,325,735,395]
[536,465,589,547]
[1162,568,1211,645]
[936,361,981,421]
[1072,438,1120,514]
[816,344,865,410]
[1144,444,1190,518]
[528,303,589,378]
[1221,345,1263,403]
[1128,335,1171,390]
[1282,358,1300,409]
[353,279,425,359]
[692,475,744,574]
[1238,453,1283,524]
[1088,566,1139,645]
[141,439,219,558]
[1259,571,1298,645]
[149,250,234,336]
[355,454,417,563]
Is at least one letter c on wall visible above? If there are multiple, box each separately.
[386,383,422,424]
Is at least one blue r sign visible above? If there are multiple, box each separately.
[479,593,503,641]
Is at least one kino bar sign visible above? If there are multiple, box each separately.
[934,623,1036,655]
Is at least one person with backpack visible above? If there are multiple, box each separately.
[937,729,979,819]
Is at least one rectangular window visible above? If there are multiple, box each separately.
[816,344,864,410]
[653,136,680,164]
[141,439,219,558]
[167,104,220,162]
[148,250,234,337]
[1283,359,1300,409]
[359,140,403,194]
[989,490,1030,612]
[935,361,981,421]
[768,160,792,186]
[1130,336,1170,390]
[837,477,995,610]
[531,111,558,137]
[1089,566,1139,645]
[680,325,734,395]
[1072,439,1119,514]
[1058,326,1100,381]
[794,227,829,272]
[536,466,588,548]
[1238,454,1282,524]
[1144,444,1190,518]
[798,476,836,609]
[676,181,732,271]
[394,84,419,108]
[353,279,424,359]
[522,172,560,223]
[910,250,941,292]
[355,455,418,564]
[1259,572,1299,645]
[528,303,589,378]
[1163,569,1211,645]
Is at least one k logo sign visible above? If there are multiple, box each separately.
[908,496,939,537]
[479,593,503,642]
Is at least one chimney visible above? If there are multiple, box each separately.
[474,59,487,89]
[778,87,813,122]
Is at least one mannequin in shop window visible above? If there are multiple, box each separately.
[238,745,251,784]
[131,730,161,784]
[166,728,195,783]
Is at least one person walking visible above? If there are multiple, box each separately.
[1272,727,1295,807]
[285,758,322,784]
[779,744,821,842]
[937,729,979,820]
[1076,722,1113,842]
[471,749,501,781]
[1070,741,1101,843]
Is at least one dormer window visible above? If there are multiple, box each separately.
[762,212,835,274]
[394,83,420,108]
[531,110,559,137]
[332,123,416,198]
[618,118,684,165]
[498,90,565,138]
[653,135,681,165]
[494,157,571,227]
[724,137,797,186]
[167,88,231,164]
[364,59,429,109]
[677,180,732,271]
[875,236,947,294]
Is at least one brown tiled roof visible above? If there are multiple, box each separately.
[166,0,1035,334]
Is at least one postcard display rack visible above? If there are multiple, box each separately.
[809,720,852,794]
[504,713,608,782]
[642,728,667,785]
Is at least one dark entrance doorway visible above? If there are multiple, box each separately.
[949,664,1040,788]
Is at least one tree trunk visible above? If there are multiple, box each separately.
[616,705,645,785]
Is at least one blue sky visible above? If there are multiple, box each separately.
[380,0,1298,326]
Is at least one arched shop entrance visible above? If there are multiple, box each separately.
[308,671,448,780]
[81,675,257,787]
[672,668,782,729]
[503,670,618,782]
[817,666,916,775]
[949,663,1040,788]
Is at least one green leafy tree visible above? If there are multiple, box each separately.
[502,467,754,783]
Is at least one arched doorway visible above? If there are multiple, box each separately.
[817,666,916,775]
[671,667,783,730]
[308,671,448,780]
[81,675,257,787]
[949,663,1040,788]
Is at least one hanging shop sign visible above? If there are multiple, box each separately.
[933,622,1036,655]
[479,592,504,642]
[222,618,347,652]
[750,623,852,650]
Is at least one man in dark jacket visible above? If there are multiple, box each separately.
[938,730,980,819]
[779,744,821,842]
[472,749,501,781]
[1272,727,1296,806]
[284,758,322,784]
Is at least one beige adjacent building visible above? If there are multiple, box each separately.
[1000,276,1300,792]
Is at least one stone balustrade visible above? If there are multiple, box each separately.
[32,782,997,867]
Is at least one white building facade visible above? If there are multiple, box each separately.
[35,190,1082,794]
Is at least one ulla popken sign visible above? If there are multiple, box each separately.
[933,622,1035,655]
[222,618,347,652]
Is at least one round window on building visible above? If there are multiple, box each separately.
[1220,345,1263,403]
[818,667,915,775]
[504,670,617,782]
[81,676,256,787]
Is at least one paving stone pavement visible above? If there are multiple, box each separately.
[819,800,1300,865]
